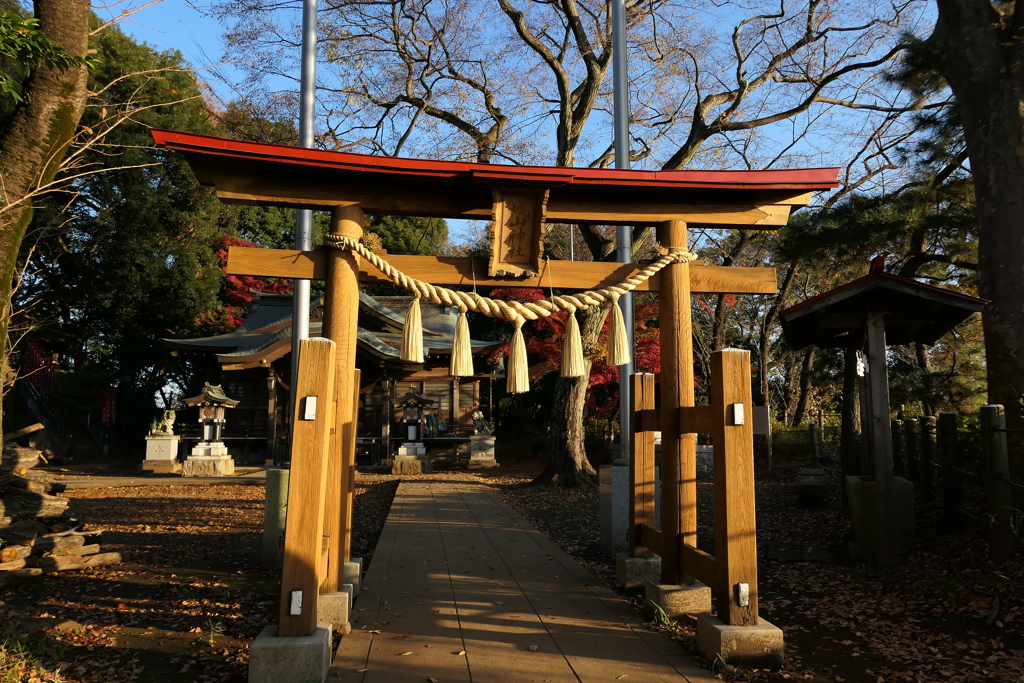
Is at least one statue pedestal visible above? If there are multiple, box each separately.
[468,435,498,469]
[143,435,181,474]
[183,442,235,477]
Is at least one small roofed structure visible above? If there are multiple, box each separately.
[181,383,240,477]
[780,257,987,566]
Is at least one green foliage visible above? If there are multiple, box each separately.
[0,10,91,103]
[367,214,448,255]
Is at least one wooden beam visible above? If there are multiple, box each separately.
[210,175,800,227]
[278,337,336,637]
[680,405,715,434]
[629,373,657,559]
[710,349,759,626]
[640,524,663,556]
[657,220,696,585]
[679,543,717,588]
[226,247,779,295]
[866,310,898,568]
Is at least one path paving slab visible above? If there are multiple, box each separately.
[332,479,718,682]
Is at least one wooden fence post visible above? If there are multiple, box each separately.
[629,373,656,558]
[938,412,961,528]
[710,349,758,626]
[905,418,920,484]
[808,423,820,467]
[891,419,905,479]
[920,416,936,501]
[980,405,1014,563]
[278,338,337,637]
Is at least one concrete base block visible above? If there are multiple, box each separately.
[392,455,429,474]
[182,455,235,477]
[696,614,784,669]
[317,590,351,631]
[615,554,661,591]
[644,579,712,620]
[343,558,363,599]
[248,623,331,683]
[142,460,181,474]
[467,458,499,469]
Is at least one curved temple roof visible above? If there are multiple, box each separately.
[151,129,840,228]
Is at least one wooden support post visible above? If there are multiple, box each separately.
[808,423,820,467]
[278,338,337,637]
[939,412,961,528]
[710,349,758,626]
[865,311,898,567]
[629,373,657,558]
[322,205,364,592]
[656,219,696,585]
[980,405,1014,563]
[921,416,936,501]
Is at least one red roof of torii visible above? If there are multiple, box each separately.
[151,129,840,228]
[151,129,840,191]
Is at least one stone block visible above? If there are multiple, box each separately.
[600,463,662,558]
[793,468,827,499]
[262,469,289,570]
[144,435,179,461]
[696,614,784,669]
[190,442,230,457]
[343,558,363,599]
[317,590,351,631]
[248,623,331,683]
[182,455,235,477]
[615,554,661,591]
[392,455,428,475]
[142,460,181,474]
[644,579,712,620]
[846,475,914,547]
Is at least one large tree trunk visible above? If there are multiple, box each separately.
[923,1,1024,437]
[0,0,91,432]
[791,347,816,426]
[531,305,604,487]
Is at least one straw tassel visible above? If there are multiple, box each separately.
[561,310,586,378]
[605,296,631,366]
[450,309,474,377]
[507,323,530,394]
[401,296,424,363]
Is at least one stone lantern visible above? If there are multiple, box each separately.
[182,383,240,477]
[392,391,433,474]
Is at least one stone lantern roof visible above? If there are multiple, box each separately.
[183,383,240,408]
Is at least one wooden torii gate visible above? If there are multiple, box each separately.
[152,129,838,662]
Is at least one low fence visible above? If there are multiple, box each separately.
[893,406,1022,562]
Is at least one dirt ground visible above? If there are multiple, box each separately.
[1,453,1022,682]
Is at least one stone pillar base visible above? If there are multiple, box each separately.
[615,554,661,591]
[343,558,363,599]
[644,578,712,620]
[696,614,784,669]
[317,589,351,632]
[182,455,235,477]
[248,624,331,683]
[392,454,429,474]
[142,460,181,474]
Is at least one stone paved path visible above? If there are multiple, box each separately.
[332,479,718,682]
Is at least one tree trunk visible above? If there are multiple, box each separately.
[757,262,800,407]
[0,0,91,432]
[791,347,816,426]
[531,306,604,487]
[924,1,1024,437]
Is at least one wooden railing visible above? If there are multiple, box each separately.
[628,348,761,626]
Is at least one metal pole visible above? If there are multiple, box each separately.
[290,0,318,448]
[612,0,634,459]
